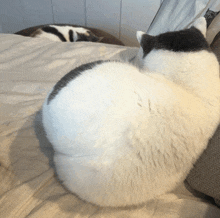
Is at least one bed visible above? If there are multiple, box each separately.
[1,32,220,217]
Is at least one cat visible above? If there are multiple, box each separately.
[42,17,220,207]
[30,25,103,42]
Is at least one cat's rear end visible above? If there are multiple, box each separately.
[42,17,220,207]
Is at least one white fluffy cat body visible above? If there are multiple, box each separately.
[42,18,220,207]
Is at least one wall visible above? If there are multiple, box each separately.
[0,0,162,46]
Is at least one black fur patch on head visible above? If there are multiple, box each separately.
[69,30,74,42]
[76,32,89,42]
[87,31,101,42]
[47,60,107,104]
[42,26,66,42]
[141,27,210,58]
[77,31,100,42]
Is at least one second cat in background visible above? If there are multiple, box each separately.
[30,25,103,42]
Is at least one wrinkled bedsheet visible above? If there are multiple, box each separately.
[1,34,220,218]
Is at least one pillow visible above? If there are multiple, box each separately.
[1,34,220,218]
[186,125,220,207]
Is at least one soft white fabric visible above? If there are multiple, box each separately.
[1,34,220,217]
[147,0,220,44]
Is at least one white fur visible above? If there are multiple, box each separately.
[136,31,145,44]
[192,17,207,37]
[42,18,220,207]
[134,17,208,69]
[34,25,89,42]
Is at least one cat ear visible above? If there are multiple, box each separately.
[136,31,154,50]
[136,31,146,44]
[192,17,207,37]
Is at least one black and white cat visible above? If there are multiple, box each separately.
[31,25,103,42]
[42,17,220,207]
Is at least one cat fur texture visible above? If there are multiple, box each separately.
[42,17,220,207]
[31,25,102,42]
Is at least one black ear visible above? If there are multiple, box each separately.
[192,17,207,38]
[136,31,146,44]
[137,31,155,58]
[136,31,155,57]
[137,31,154,47]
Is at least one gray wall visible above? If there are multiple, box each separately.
[0,0,162,46]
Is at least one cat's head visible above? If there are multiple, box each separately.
[134,17,211,72]
[76,30,103,42]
